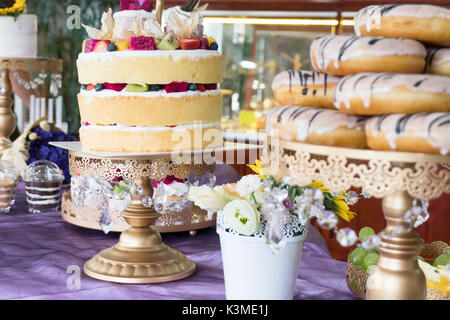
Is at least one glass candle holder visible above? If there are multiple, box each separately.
[0,160,20,213]
[23,160,64,214]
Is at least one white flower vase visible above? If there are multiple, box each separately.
[217,214,309,300]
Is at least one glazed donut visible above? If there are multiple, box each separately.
[271,70,340,109]
[310,35,426,76]
[365,113,450,155]
[334,73,450,115]
[426,48,450,76]
[354,4,450,47]
[265,105,367,149]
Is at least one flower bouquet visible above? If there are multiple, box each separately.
[188,161,356,300]
[1,118,75,184]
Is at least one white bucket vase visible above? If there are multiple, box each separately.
[216,213,309,300]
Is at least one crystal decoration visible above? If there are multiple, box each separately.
[345,191,359,205]
[361,234,381,250]
[142,195,152,208]
[360,190,371,198]
[100,197,112,234]
[403,199,425,229]
[152,181,190,213]
[263,203,287,254]
[70,176,87,207]
[187,171,216,187]
[336,227,358,247]
[271,187,289,203]
[383,225,405,238]
[317,210,338,230]
[414,200,429,228]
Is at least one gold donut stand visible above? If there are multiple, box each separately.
[264,138,450,300]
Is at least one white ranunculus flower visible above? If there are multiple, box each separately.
[188,185,226,212]
[235,175,263,198]
[223,199,260,236]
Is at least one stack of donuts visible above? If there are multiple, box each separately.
[269,3,450,155]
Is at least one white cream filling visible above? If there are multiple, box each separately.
[113,10,155,19]
[25,186,61,192]
[26,198,60,205]
[79,88,220,98]
[78,50,221,63]
[80,122,220,133]
[26,193,60,199]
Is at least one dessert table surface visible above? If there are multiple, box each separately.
[0,182,357,300]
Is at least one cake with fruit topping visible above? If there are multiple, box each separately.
[76,0,223,152]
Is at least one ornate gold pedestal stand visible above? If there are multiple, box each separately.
[84,176,196,283]
[0,58,62,151]
[64,147,216,284]
[264,139,449,300]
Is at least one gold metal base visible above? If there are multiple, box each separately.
[366,191,426,300]
[83,177,195,284]
[84,226,195,284]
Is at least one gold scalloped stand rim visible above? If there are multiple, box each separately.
[265,139,450,200]
[271,139,450,164]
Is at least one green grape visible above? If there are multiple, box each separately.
[433,253,450,267]
[363,252,379,271]
[354,261,365,270]
[359,226,376,242]
[349,247,367,266]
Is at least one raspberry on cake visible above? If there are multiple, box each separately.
[77,1,223,153]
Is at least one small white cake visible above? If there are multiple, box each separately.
[0,14,37,58]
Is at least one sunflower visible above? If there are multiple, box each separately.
[247,159,265,179]
[333,194,357,222]
[310,180,356,222]
[0,0,26,15]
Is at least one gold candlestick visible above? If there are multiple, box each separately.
[0,57,63,152]
[366,190,426,299]
[264,139,450,300]
[0,69,16,151]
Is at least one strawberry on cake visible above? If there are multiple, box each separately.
[76,0,223,153]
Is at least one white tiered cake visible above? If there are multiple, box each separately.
[0,14,37,57]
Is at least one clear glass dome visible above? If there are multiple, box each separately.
[23,160,64,183]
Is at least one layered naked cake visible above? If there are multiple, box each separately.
[76,2,223,153]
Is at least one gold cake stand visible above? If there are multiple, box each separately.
[264,139,450,300]
[54,142,220,284]
[0,57,63,151]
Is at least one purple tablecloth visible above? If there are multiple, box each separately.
[0,181,357,300]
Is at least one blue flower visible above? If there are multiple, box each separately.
[26,124,76,184]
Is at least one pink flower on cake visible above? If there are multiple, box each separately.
[120,0,152,11]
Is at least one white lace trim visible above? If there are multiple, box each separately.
[216,211,307,239]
